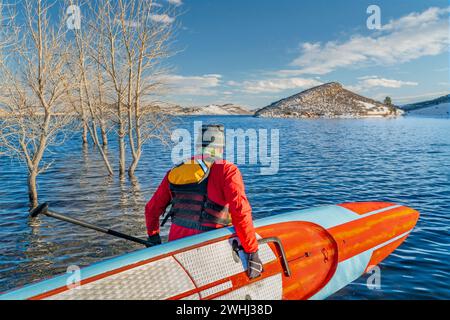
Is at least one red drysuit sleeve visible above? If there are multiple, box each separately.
[145,173,172,236]
[222,164,259,253]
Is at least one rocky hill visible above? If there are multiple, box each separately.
[151,103,253,116]
[254,82,403,118]
[401,94,450,117]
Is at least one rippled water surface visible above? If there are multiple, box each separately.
[0,116,449,299]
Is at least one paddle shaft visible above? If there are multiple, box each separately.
[33,204,152,247]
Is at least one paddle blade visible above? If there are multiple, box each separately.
[30,203,49,218]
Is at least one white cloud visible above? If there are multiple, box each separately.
[163,74,222,96]
[150,14,175,24]
[348,76,418,92]
[283,7,450,75]
[203,74,222,78]
[382,7,448,31]
[229,78,322,94]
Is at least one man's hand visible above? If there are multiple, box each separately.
[147,234,162,247]
[247,251,263,279]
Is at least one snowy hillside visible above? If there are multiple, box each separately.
[402,94,450,118]
[406,102,450,117]
[255,82,402,118]
[185,104,252,115]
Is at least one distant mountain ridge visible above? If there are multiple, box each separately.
[149,103,253,116]
[255,82,403,118]
[401,94,450,111]
[401,94,450,117]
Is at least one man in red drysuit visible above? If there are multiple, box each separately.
[144,124,263,279]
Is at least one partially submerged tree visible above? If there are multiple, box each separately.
[116,0,175,176]
[0,0,74,207]
[0,0,178,206]
[67,0,114,175]
[87,0,177,176]
[93,60,110,147]
[87,0,128,176]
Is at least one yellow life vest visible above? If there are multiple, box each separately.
[168,158,213,185]
[162,157,231,231]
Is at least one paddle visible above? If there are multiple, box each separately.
[30,203,153,247]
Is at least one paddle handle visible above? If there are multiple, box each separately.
[31,203,152,247]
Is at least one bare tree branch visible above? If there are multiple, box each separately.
[0,0,75,207]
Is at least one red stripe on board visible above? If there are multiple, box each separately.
[329,206,419,262]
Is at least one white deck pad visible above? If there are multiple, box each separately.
[174,236,276,287]
[214,273,283,300]
[47,256,195,300]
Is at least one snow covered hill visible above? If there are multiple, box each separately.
[407,103,450,117]
[254,82,403,119]
[402,95,450,118]
[151,103,253,116]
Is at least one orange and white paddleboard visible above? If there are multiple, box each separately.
[0,202,419,300]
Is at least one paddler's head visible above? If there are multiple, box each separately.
[198,124,225,159]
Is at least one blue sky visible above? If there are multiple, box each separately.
[162,0,449,108]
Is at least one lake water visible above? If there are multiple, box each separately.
[0,115,449,299]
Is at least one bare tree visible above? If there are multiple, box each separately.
[82,0,178,177]
[66,0,114,175]
[0,0,74,207]
[115,0,176,176]
[0,1,12,56]
[93,59,110,147]
[0,0,11,157]
[65,65,90,145]
[87,0,128,176]
[74,82,90,145]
